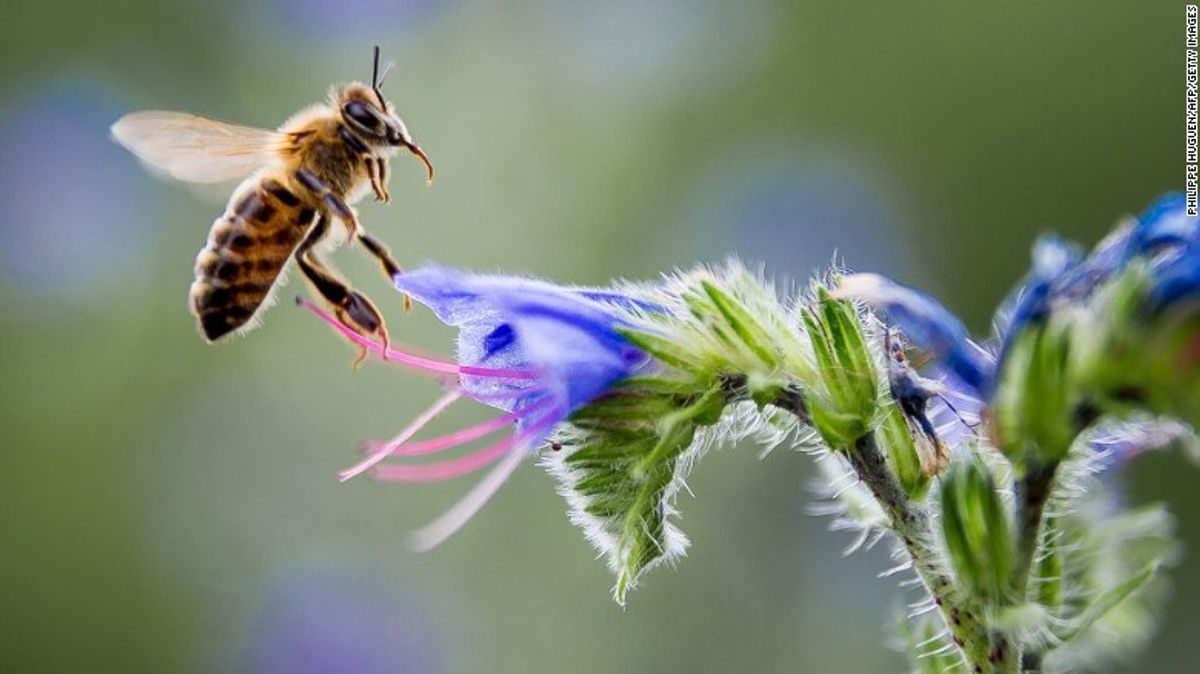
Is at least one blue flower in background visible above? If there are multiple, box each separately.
[301,265,654,549]
[843,193,1200,401]
[242,569,443,674]
[842,193,1199,476]
[994,234,1081,341]
[0,83,152,294]
[1135,195,1200,313]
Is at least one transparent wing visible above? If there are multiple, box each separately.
[111,111,285,184]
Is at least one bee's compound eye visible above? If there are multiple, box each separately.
[343,101,382,135]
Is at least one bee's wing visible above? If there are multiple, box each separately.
[111,111,285,184]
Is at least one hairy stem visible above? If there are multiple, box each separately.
[848,434,1010,673]
[773,396,1006,673]
[1010,462,1059,602]
[999,462,1059,674]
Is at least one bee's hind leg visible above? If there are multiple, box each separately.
[295,215,391,367]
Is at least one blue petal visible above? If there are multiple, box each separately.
[995,235,1082,340]
[1147,242,1200,313]
[1131,193,1193,255]
[838,274,992,393]
[1129,194,1200,313]
[395,265,650,414]
[1050,225,1135,301]
[394,265,662,325]
[482,323,516,359]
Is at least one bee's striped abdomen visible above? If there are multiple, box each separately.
[190,178,316,341]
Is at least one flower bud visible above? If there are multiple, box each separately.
[991,321,1078,468]
[803,289,879,449]
[876,401,931,499]
[940,456,1015,604]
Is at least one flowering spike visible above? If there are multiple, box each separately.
[300,197,1200,671]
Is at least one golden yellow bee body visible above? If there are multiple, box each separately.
[112,48,432,348]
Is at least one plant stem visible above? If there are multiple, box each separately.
[998,461,1059,674]
[1010,462,1059,602]
[773,395,1007,673]
[847,434,1009,673]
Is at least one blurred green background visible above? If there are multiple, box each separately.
[0,1,1191,672]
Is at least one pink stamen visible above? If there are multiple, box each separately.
[370,433,522,483]
[404,406,565,551]
[373,404,564,483]
[360,397,554,457]
[362,414,516,457]
[298,298,539,380]
[338,390,462,482]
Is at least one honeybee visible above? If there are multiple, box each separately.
[111,47,433,359]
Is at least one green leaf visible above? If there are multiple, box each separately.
[1057,563,1158,643]
[547,383,730,605]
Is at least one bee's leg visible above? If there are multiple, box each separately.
[377,159,390,202]
[368,158,391,204]
[294,169,360,238]
[357,230,411,312]
[338,127,390,204]
[295,215,389,367]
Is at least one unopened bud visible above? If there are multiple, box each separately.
[940,456,1015,604]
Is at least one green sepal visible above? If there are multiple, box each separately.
[877,401,930,500]
[940,456,1014,605]
[700,279,780,367]
[803,291,879,451]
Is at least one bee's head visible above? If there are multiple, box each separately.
[333,47,433,182]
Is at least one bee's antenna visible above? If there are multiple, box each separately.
[377,61,395,89]
[371,44,392,108]
[372,45,381,88]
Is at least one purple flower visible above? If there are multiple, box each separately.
[301,265,653,549]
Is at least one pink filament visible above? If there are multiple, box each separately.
[373,405,564,484]
[298,298,539,380]
[360,398,554,458]
[371,434,522,483]
[338,390,462,482]
[361,413,516,457]
[403,406,566,551]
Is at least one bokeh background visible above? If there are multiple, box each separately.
[0,2,1192,672]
